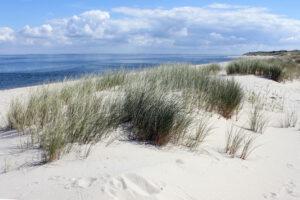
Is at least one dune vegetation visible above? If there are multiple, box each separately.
[5,58,300,164]
[6,63,246,162]
[227,52,300,81]
[226,59,283,81]
[8,58,299,163]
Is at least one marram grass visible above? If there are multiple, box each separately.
[7,63,244,162]
[225,125,258,159]
[120,85,191,146]
[226,59,283,81]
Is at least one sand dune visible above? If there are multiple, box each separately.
[0,61,300,200]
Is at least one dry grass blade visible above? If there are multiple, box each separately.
[240,135,258,160]
[185,115,213,150]
[280,109,298,128]
[225,125,260,160]
[248,96,268,133]
[225,125,245,157]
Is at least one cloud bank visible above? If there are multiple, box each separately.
[1,4,300,54]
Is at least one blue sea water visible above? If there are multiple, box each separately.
[0,54,234,90]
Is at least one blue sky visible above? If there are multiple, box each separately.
[1,0,300,54]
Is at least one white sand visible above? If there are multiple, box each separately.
[0,63,300,200]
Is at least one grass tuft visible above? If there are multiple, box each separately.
[280,110,298,128]
[225,125,258,159]
[7,98,26,132]
[209,79,244,118]
[225,125,245,157]
[184,115,213,149]
[40,93,120,162]
[240,135,257,160]
[120,85,191,146]
[226,59,283,81]
[248,95,268,133]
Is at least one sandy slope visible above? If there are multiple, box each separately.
[0,63,300,200]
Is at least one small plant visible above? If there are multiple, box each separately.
[240,136,257,160]
[248,105,268,133]
[225,125,245,157]
[40,115,68,162]
[6,98,26,132]
[1,159,11,174]
[268,65,283,81]
[185,115,213,149]
[248,97,268,133]
[280,109,298,128]
[225,125,258,159]
[121,85,191,146]
[209,79,244,119]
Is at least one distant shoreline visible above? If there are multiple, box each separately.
[243,50,300,56]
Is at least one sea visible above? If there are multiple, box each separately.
[0,54,235,90]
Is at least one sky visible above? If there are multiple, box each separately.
[0,0,300,54]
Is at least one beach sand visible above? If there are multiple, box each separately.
[0,61,300,200]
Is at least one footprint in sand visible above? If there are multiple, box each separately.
[104,173,165,197]
[49,176,66,181]
[286,163,294,169]
[176,159,184,165]
[280,181,299,197]
[64,177,97,189]
[264,180,299,199]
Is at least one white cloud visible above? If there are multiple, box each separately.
[22,24,53,38]
[210,32,245,41]
[0,27,14,42]
[280,35,300,42]
[207,3,245,9]
[208,3,231,9]
[210,32,224,40]
[128,35,173,46]
[65,10,110,38]
[2,5,300,53]
[20,24,68,46]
